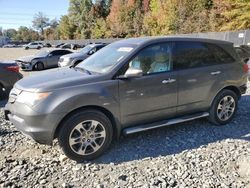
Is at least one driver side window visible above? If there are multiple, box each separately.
[128,43,172,75]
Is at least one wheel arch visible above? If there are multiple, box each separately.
[33,60,44,70]
[54,105,120,140]
[210,85,241,106]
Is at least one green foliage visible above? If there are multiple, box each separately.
[58,15,76,39]
[14,27,39,42]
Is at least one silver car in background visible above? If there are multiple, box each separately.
[16,49,72,71]
[58,43,107,67]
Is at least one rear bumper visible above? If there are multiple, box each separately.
[4,103,64,145]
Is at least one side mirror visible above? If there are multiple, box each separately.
[118,67,143,79]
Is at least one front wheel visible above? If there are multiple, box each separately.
[35,62,44,71]
[208,89,238,125]
[58,110,113,162]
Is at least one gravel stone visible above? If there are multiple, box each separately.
[0,82,250,187]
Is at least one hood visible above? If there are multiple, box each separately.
[15,67,103,92]
[61,52,88,59]
[16,55,44,63]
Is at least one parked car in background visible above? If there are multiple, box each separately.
[235,46,250,80]
[43,43,52,48]
[16,49,72,71]
[239,45,250,53]
[58,43,107,67]
[60,43,83,50]
[3,44,18,48]
[0,61,22,100]
[5,37,248,161]
[55,43,65,48]
[23,42,43,50]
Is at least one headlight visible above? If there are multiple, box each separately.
[16,91,51,106]
[64,57,72,63]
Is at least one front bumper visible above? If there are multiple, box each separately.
[16,62,33,71]
[4,102,64,145]
[58,60,71,67]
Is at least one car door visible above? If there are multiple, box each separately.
[118,43,178,127]
[172,41,224,115]
[47,50,68,68]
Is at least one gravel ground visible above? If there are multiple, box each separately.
[0,82,249,188]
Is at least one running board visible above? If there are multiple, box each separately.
[123,112,209,135]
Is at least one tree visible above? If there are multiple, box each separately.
[32,12,50,35]
[68,0,93,38]
[218,0,250,31]
[3,29,17,39]
[14,26,39,42]
[58,15,76,39]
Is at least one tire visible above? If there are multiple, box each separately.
[25,47,29,50]
[35,62,44,71]
[208,89,238,125]
[58,110,113,162]
[37,46,41,50]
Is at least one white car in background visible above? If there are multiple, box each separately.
[23,42,43,50]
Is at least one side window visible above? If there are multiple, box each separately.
[208,44,235,64]
[127,43,172,75]
[51,50,68,56]
[173,42,217,70]
[96,46,104,51]
[60,50,71,55]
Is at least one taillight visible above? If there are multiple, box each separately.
[243,63,250,73]
[5,66,19,73]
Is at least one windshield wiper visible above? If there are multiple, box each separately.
[71,66,91,75]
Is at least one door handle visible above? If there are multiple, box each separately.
[210,71,221,75]
[162,78,176,84]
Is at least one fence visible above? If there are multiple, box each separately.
[43,29,250,46]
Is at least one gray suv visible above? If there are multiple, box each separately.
[5,37,248,161]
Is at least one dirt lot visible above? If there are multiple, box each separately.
[0,48,41,61]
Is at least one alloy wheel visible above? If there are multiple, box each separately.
[69,120,106,156]
[217,95,235,121]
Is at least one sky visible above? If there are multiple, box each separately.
[0,0,69,30]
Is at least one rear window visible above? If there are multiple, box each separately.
[173,41,217,70]
[207,44,235,64]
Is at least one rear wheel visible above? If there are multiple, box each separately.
[58,110,113,162]
[37,46,41,50]
[35,62,44,71]
[209,89,238,125]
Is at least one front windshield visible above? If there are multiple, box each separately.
[77,43,136,74]
[36,50,49,56]
[79,45,93,54]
